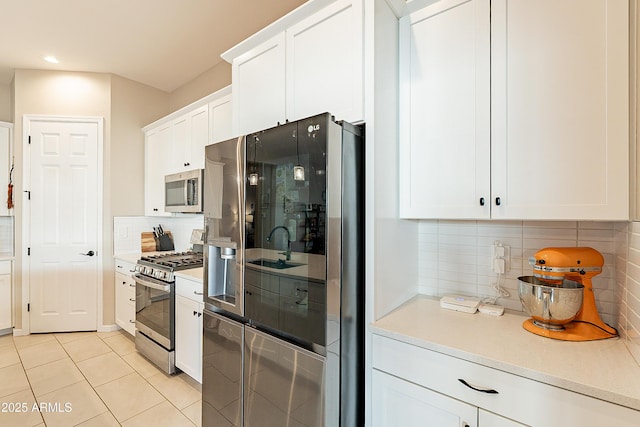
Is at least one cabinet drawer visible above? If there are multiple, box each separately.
[0,260,10,275]
[114,259,136,276]
[372,334,640,427]
[176,276,203,302]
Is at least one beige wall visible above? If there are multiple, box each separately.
[111,75,170,216]
[169,61,231,111]
[0,82,12,122]
[12,69,169,330]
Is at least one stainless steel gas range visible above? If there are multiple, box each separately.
[133,251,203,374]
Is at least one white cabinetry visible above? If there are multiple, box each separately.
[233,33,287,135]
[114,259,136,336]
[169,105,209,173]
[372,334,640,427]
[144,123,172,216]
[143,86,232,216]
[399,0,629,220]
[175,275,203,383]
[0,261,12,331]
[209,93,233,144]
[228,0,363,135]
[0,122,13,216]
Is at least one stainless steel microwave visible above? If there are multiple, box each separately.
[165,169,203,213]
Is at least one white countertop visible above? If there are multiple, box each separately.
[175,267,203,282]
[370,295,640,411]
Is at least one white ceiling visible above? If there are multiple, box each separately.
[0,0,307,92]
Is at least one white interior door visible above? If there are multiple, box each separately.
[27,117,101,332]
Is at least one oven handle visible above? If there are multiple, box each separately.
[134,275,171,292]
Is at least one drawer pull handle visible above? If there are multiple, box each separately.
[129,298,135,302]
[458,378,499,394]
[193,291,204,295]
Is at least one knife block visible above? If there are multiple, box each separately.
[141,231,174,252]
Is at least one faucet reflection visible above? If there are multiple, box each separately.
[266,225,291,260]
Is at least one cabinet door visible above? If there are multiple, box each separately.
[175,295,203,382]
[168,105,209,174]
[372,369,477,427]
[479,410,527,427]
[187,105,209,171]
[145,124,172,216]
[491,0,628,220]
[209,94,233,144]
[0,262,11,330]
[233,33,286,135]
[171,115,189,174]
[0,123,11,216]
[286,0,363,123]
[399,0,490,219]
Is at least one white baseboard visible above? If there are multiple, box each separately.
[98,324,121,333]
[12,328,29,336]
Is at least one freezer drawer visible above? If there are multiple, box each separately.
[202,310,243,427]
[244,327,326,427]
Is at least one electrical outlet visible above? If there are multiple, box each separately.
[492,241,510,273]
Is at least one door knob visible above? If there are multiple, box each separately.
[81,250,95,257]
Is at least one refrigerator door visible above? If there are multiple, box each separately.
[244,114,334,352]
[244,327,326,427]
[202,310,244,427]
[204,136,245,316]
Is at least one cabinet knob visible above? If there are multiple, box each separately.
[193,291,203,296]
[495,197,501,206]
[193,310,198,316]
[479,197,485,206]
[153,208,158,212]
[122,281,126,285]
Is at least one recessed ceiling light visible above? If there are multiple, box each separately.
[43,55,59,64]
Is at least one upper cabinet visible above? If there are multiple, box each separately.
[232,33,287,135]
[399,0,629,220]
[399,0,490,219]
[143,86,232,216]
[170,105,209,173]
[225,0,364,135]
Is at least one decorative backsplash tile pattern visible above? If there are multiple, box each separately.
[418,220,619,325]
[113,216,204,254]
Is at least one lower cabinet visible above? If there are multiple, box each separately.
[0,260,12,331]
[372,334,640,427]
[114,260,136,336]
[175,276,203,383]
[372,370,524,427]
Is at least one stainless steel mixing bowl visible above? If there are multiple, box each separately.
[517,276,584,330]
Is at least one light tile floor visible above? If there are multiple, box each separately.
[0,330,202,427]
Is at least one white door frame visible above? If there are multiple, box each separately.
[21,115,104,335]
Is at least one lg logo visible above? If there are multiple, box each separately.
[307,124,320,133]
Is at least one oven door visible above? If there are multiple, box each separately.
[134,274,175,350]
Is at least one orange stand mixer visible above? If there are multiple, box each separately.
[518,247,618,341]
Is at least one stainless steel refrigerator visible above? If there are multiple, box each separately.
[202,113,364,427]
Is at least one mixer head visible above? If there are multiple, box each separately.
[529,246,603,283]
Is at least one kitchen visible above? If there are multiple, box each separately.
[1,0,640,426]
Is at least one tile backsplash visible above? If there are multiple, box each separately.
[419,219,640,365]
[418,220,619,322]
[0,216,13,256]
[113,215,204,254]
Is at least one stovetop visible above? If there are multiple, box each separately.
[138,251,204,271]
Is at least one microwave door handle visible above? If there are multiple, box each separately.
[184,180,190,206]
